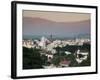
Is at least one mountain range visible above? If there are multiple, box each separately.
[23,17,90,38]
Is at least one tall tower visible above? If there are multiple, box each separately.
[50,34,53,42]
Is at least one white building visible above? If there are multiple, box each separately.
[65,51,71,55]
[39,36,49,49]
[76,49,89,63]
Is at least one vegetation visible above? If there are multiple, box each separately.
[23,43,91,69]
[23,47,44,69]
[53,43,91,67]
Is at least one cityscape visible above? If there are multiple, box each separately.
[23,35,91,69]
[22,10,91,69]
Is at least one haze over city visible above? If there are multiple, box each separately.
[23,10,90,38]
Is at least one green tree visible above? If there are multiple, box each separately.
[23,47,43,69]
[51,55,61,67]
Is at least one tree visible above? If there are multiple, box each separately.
[23,47,43,69]
[41,54,48,65]
[51,55,61,67]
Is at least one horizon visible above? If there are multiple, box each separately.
[23,33,90,40]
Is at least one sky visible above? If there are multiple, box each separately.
[23,10,90,22]
[23,10,91,38]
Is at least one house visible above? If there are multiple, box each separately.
[45,52,53,62]
[76,49,89,63]
[59,58,70,67]
[65,51,71,55]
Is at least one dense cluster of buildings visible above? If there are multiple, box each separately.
[23,36,90,68]
[23,36,90,49]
